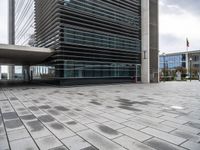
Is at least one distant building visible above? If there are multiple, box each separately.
[160,50,200,74]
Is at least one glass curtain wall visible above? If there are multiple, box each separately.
[15,0,35,46]
[35,0,142,80]
[160,54,186,69]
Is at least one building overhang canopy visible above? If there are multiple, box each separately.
[0,44,54,65]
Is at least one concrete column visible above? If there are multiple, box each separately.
[8,65,15,80]
[8,0,15,45]
[0,65,1,80]
[8,0,15,81]
[141,0,150,83]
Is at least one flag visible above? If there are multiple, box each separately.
[186,38,190,47]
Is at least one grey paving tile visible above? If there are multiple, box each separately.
[160,112,179,118]
[160,115,189,124]
[0,134,9,150]
[38,115,56,123]
[114,135,155,150]
[80,146,98,150]
[3,112,18,120]
[84,107,103,115]
[118,127,152,142]
[181,141,200,150]
[10,137,38,150]
[171,130,200,143]
[54,115,73,123]
[130,117,175,132]
[102,121,125,130]
[78,129,126,150]
[141,127,187,145]
[136,114,165,123]
[0,126,6,135]
[162,121,200,134]
[49,146,68,150]
[47,109,61,116]
[1,81,200,150]
[122,121,147,130]
[177,116,200,124]
[4,119,24,131]
[86,122,122,139]
[62,135,92,150]
[64,121,88,132]
[35,135,63,150]
[8,128,30,141]
[45,121,76,139]
[110,111,133,119]
[20,114,37,121]
[100,113,127,123]
[186,122,200,129]
[145,138,187,150]
[74,117,94,125]
[83,112,109,123]
[24,119,52,138]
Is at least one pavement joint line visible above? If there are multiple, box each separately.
[1,82,200,150]
[11,92,71,149]
[141,136,155,143]
[12,88,103,150]
[178,139,189,146]
[2,88,41,150]
[0,101,11,150]
[168,127,178,133]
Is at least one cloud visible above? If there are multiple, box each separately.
[159,0,200,53]
[162,0,200,16]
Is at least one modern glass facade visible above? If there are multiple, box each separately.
[189,53,200,69]
[35,0,142,80]
[160,54,186,69]
[15,0,35,46]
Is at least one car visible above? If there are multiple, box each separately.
[185,76,190,79]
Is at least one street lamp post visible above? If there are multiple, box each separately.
[189,57,192,82]
[163,53,166,82]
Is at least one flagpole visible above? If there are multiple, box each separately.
[186,38,189,76]
[186,38,189,52]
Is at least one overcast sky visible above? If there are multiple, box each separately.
[160,0,200,53]
[0,0,200,54]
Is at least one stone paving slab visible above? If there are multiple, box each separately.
[10,137,38,150]
[144,138,186,150]
[141,127,187,145]
[0,81,200,149]
[181,141,200,150]
[61,135,93,150]
[118,127,152,142]
[77,129,125,150]
[114,135,155,150]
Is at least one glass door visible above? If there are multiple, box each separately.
[136,64,141,82]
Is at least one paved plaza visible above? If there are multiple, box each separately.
[0,81,200,150]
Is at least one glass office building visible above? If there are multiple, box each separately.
[10,0,159,83]
[35,0,142,80]
[160,50,200,75]
[14,0,52,78]
[160,54,186,69]
[15,0,35,46]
